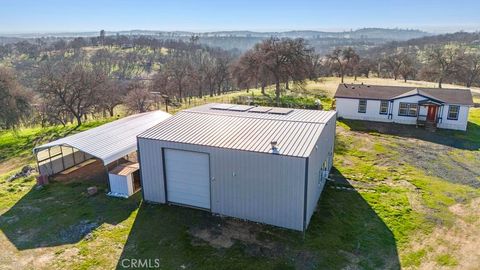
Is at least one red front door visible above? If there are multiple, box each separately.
[426,106,437,122]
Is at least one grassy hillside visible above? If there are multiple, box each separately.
[0,78,479,269]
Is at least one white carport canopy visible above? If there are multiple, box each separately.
[34,111,171,173]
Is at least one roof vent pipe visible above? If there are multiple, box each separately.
[270,141,279,154]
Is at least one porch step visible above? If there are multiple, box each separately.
[425,122,437,132]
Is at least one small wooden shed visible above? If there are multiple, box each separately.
[108,162,141,198]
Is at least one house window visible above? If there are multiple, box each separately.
[398,102,418,117]
[447,105,460,120]
[379,100,389,115]
[358,99,367,113]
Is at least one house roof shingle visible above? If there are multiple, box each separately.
[334,84,474,106]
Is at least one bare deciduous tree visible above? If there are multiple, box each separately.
[97,79,128,117]
[398,54,417,82]
[166,52,193,101]
[305,52,322,80]
[91,49,116,76]
[37,57,106,127]
[123,81,154,113]
[383,52,404,80]
[457,50,480,87]
[231,50,262,93]
[237,37,312,104]
[356,58,375,78]
[425,45,464,88]
[327,47,359,83]
[0,67,31,129]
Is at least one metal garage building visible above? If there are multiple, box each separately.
[137,104,337,231]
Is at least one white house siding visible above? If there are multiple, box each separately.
[437,105,469,131]
[305,114,336,228]
[336,95,470,131]
[336,98,390,122]
[390,95,426,125]
[138,138,307,231]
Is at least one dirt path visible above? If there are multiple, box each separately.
[0,157,32,175]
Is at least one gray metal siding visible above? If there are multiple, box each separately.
[138,139,306,231]
[210,148,305,231]
[138,139,166,203]
[305,112,337,228]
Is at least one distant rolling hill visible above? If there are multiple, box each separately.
[0,28,431,54]
[364,31,480,57]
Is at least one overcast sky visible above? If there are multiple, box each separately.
[0,0,479,33]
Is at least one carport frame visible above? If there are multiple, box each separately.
[32,110,172,179]
[33,144,111,190]
[34,144,89,176]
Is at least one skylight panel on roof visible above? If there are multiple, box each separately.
[248,106,272,113]
[227,105,255,111]
[211,104,235,110]
[268,108,294,115]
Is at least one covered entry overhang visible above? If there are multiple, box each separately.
[417,99,444,127]
[33,111,171,177]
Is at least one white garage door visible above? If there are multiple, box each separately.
[164,149,210,209]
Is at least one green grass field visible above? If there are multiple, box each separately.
[0,78,479,269]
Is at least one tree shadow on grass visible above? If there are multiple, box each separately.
[340,119,480,151]
[0,179,140,250]
[116,167,400,269]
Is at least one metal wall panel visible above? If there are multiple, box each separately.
[305,112,337,228]
[138,139,166,203]
[138,138,306,231]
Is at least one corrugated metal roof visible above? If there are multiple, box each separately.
[34,110,171,165]
[139,104,336,158]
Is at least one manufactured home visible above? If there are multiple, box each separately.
[334,84,474,131]
[137,104,337,231]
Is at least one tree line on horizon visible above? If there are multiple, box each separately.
[1,32,479,129]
